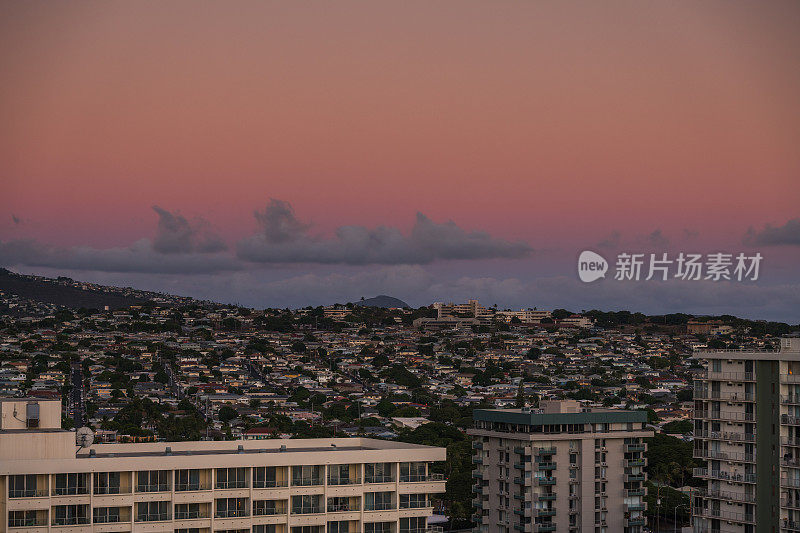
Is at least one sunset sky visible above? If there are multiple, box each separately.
[1,1,799,320]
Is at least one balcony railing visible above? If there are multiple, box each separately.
[695,430,756,442]
[364,475,394,484]
[93,514,123,524]
[136,484,169,493]
[175,483,210,492]
[782,375,800,384]
[537,462,557,470]
[291,477,323,487]
[328,503,359,512]
[291,505,322,514]
[783,415,800,426]
[783,520,800,532]
[328,477,358,486]
[694,390,755,402]
[253,506,286,516]
[365,503,396,511]
[693,507,754,523]
[692,468,756,484]
[782,395,800,405]
[693,448,755,462]
[253,480,288,488]
[534,477,556,486]
[625,443,646,452]
[52,517,90,526]
[698,488,756,503]
[400,473,444,482]
[400,500,429,509]
[215,510,249,518]
[8,489,48,498]
[94,486,123,495]
[8,518,47,527]
[782,477,800,488]
[135,513,170,522]
[53,487,89,496]
[215,481,248,489]
[700,370,755,381]
[174,511,209,520]
[694,410,755,422]
[782,498,800,510]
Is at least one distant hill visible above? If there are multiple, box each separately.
[0,268,150,310]
[352,295,410,309]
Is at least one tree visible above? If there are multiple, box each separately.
[515,383,525,407]
[218,405,238,423]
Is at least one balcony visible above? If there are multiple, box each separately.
[782,477,800,488]
[8,489,48,498]
[537,462,556,470]
[136,484,169,493]
[216,480,248,489]
[698,488,756,503]
[364,475,394,484]
[52,487,89,496]
[783,415,800,426]
[174,511,210,520]
[626,518,646,527]
[695,430,756,443]
[175,483,211,492]
[694,507,755,523]
[692,468,756,484]
[625,488,647,497]
[8,518,48,528]
[472,457,483,465]
[535,477,556,486]
[534,493,556,501]
[782,395,800,405]
[533,447,556,456]
[365,503,395,512]
[514,446,531,455]
[292,506,323,515]
[625,459,646,468]
[254,506,287,516]
[694,410,755,422]
[784,520,800,532]
[700,370,755,381]
[473,441,483,450]
[694,390,755,402]
[782,375,800,384]
[534,525,556,532]
[625,474,645,482]
[693,448,755,463]
[400,473,444,483]
[52,518,90,526]
[625,443,646,452]
[216,510,249,518]
[135,514,170,523]
[782,498,800,510]
[253,480,289,489]
[535,509,556,517]
[626,503,646,512]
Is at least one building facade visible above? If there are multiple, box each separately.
[468,400,652,533]
[692,337,800,533]
[0,398,446,533]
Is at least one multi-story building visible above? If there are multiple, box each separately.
[0,398,446,533]
[692,336,800,533]
[468,400,652,533]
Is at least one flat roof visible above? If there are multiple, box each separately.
[474,408,647,425]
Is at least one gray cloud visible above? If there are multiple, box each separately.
[745,218,800,246]
[151,206,226,254]
[0,238,240,274]
[237,200,532,265]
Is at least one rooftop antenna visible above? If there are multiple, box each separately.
[75,427,94,455]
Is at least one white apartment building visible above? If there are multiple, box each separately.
[692,337,800,533]
[468,400,652,533]
[0,398,446,533]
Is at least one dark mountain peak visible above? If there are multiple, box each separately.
[352,295,410,308]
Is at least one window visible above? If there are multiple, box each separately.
[365,463,394,483]
[253,499,286,516]
[292,495,322,514]
[54,473,88,495]
[26,402,39,428]
[176,469,204,491]
[400,494,427,509]
[215,498,249,518]
[254,466,286,488]
[175,503,207,520]
[9,511,40,527]
[137,470,169,492]
[53,505,89,526]
[94,472,121,494]
[328,464,356,485]
[400,517,426,533]
[216,468,247,489]
[328,521,351,533]
[254,526,279,533]
[291,465,323,486]
[399,462,427,482]
[8,475,40,498]
[364,522,393,533]
[328,496,358,512]
[136,501,169,522]
[93,507,121,524]
[365,492,394,511]
[291,527,323,533]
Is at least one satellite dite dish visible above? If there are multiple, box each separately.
[76,427,94,449]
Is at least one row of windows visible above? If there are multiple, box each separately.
[6,495,431,526]
[8,464,435,498]
[8,508,426,532]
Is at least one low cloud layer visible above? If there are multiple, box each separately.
[238,199,532,265]
[1,201,532,273]
[745,218,800,246]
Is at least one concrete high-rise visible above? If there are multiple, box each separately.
[468,400,652,533]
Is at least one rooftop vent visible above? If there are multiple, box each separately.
[165,447,172,456]
[89,449,96,457]
[238,445,244,454]
[280,445,287,452]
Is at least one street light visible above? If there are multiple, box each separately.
[674,503,689,533]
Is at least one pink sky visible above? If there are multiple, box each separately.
[1,1,799,249]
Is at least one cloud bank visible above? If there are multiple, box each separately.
[745,218,800,246]
[237,199,532,265]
